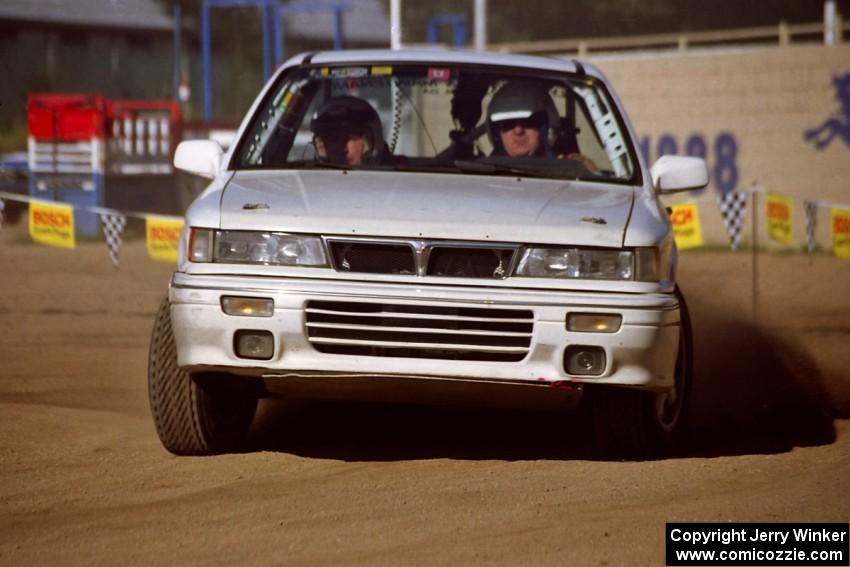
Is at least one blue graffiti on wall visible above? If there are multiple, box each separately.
[639,132,739,196]
[804,71,850,150]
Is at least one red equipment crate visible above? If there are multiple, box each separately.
[27,94,109,141]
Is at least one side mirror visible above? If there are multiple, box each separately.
[174,140,224,179]
[650,155,708,193]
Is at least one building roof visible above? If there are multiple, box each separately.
[284,0,389,44]
[0,0,173,31]
[0,0,391,43]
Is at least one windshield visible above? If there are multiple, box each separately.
[235,63,638,183]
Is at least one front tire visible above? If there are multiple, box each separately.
[148,298,257,455]
[592,286,693,458]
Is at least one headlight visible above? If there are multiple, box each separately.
[516,248,632,280]
[189,228,327,266]
[515,247,662,281]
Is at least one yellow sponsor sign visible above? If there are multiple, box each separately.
[371,66,393,76]
[766,193,793,246]
[668,202,703,250]
[146,216,184,263]
[832,207,850,259]
[29,201,75,249]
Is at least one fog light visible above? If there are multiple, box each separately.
[222,296,274,317]
[234,330,275,360]
[564,345,606,376]
[566,313,622,333]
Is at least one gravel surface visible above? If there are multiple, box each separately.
[1,222,848,565]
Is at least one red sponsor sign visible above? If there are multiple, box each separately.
[670,207,694,226]
[32,210,71,228]
[149,225,181,242]
[767,201,790,221]
[427,68,451,81]
[833,215,850,235]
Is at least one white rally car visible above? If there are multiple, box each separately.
[148,49,707,457]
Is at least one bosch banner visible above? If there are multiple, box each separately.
[832,207,850,259]
[145,215,184,263]
[29,200,75,249]
[766,193,793,246]
[669,203,704,250]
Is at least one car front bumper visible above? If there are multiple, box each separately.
[168,272,681,397]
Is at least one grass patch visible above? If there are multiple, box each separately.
[0,118,27,154]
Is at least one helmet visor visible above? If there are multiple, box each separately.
[492,111,546,132]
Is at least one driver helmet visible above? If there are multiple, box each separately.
[486,82,559,156]
[310,96,385,165]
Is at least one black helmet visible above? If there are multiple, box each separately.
[486,82,559,156]
[310,96,385,164]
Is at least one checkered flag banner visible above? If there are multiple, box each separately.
[99,212,127,268]
[804,200,818,254]
[716,190,748,251]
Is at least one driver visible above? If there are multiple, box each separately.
[487,82,557,158]
[311,96,386,166]
[487,82,598,171]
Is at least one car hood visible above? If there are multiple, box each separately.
[218,170,635,247]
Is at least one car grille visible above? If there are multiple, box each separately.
[305,300,534,362]
[327,239,519,279]
[328,241,416,275]
[427,246,513,278]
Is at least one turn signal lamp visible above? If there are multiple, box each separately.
[566,313,622,333]
[189,228,213,262]
[221,296,274,317]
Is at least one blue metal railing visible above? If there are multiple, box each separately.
[426,14,467,48]
[201,0,348,120]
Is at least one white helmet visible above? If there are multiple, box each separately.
[487,82,559,156]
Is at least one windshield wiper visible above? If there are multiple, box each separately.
[453,159,573,180]
[271,158,601,181]
[282,160,415,172]
[283,159,352,170]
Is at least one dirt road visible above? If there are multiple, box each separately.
[1,222,848,565]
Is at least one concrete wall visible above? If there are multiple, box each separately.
[589,44,850,250]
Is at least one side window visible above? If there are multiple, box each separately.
[241,76,314,166]
[286,94,323,162]
[574,102,614,172]
[573,84,633,178]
